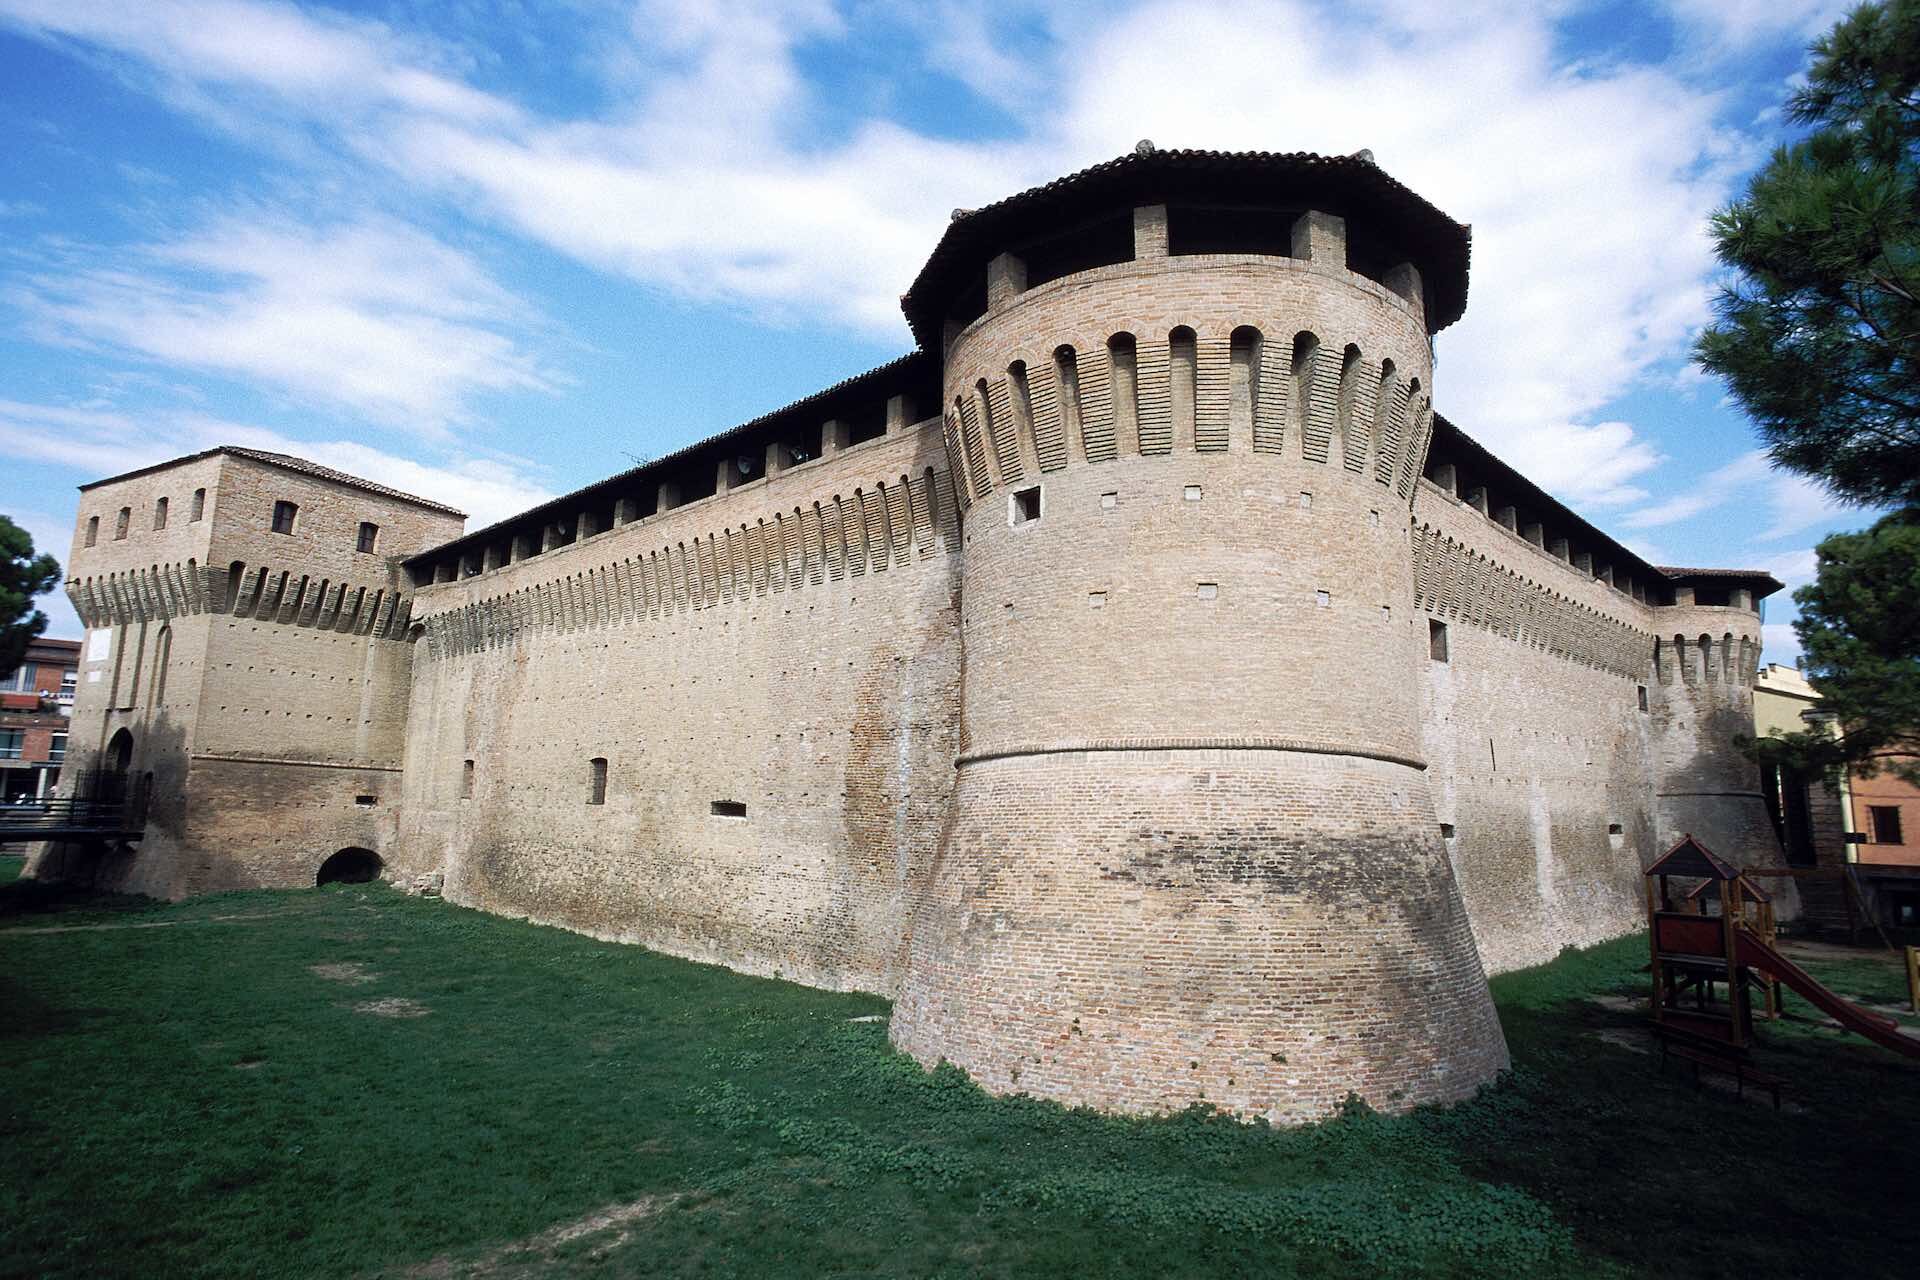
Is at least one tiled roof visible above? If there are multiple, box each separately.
[900,146,1473,346]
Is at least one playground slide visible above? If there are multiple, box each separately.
[1735,930,1920,1061]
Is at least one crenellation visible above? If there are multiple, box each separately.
[35,147,1785,1128]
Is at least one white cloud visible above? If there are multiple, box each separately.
[0,397,553,530]
[0,0,1847,522]
[1620,450,1771,529]
[1760,621,1802,665]
[1758,546,1819,589]
[11,213,555,431]
[1659,0,1850,55]
[1759,471,1853,540]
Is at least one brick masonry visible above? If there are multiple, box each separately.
[32,155,1778,1124]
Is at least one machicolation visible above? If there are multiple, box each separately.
[33,148,1783,1124]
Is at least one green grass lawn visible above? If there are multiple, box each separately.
[3,880,1916,1279]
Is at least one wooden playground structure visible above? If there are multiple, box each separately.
[1646,835,1920,1107]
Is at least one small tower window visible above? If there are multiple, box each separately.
[1429,619,1450,662]
[271,501,299,535]
[1637,685,1649,712]
[190,488,206,521]
[114,507,130,540]
[153,496,168,530]
[1010,485,1042,526]
[588,757,608,806]
[85,516,99,548]
[461,760,474,800]
[357,522,380,554]
[711,799,747,818]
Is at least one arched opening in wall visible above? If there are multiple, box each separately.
[1336,344,1366,468]
[114,507,130,540]
[1290,331,1321,446]
[588,756,608,806]
[1107,332,1139,452]
[1169,326,1198,449]
[1228,326,1262,446]
[85,516,99,548]
[190,488,206,521]
[1653,637,1667,684]
[226,561,247,612]
[1698,633,1715,682]
[1007,360,1035,447]
[97,728,134,804]
[316,847,382,886]
[153,496,168,530]
[1722,631,1736,682]
[1373,358,1400,481]
[975,378,1018,482]
[1052,345,1083,447]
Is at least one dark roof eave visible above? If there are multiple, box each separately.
[404,351,936,569]
[900,148,1472,346]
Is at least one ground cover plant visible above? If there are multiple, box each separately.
[3,879,1916,1279]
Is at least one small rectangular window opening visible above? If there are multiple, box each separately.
[1637,685,1649,712]
[1314,589,1331,608]
[461,759,474,800]
[1088,591,1107,608]
[588,757,608,806]
[153,496,168,530]
[1439,823,1457,840]
[357,521,380,554]
[1429,618,1450,663]
[1607,822,1624,836]
[1010,485,1042,525]
[1183,484,1203,502]
[1099,491,1118,510]
[1196,582,1219,600]
[711,799,748,818]
[354,794,377,808]
[271,500,299,535]
[1869,805,1903,844]
[1298,491,1313,510]
[190,488,206,521]
[85,516,99,547]
[114,507,130,540]
[1369,509,1381,527]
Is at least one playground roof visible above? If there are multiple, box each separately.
[1646,834,1741,881]
[1684,873,1772,903]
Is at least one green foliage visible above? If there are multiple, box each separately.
[1694,0,1920,507]
[1747,508,1920,783]
[4,888,1919,1279]
[0,514,61,676]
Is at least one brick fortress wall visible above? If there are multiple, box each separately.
[396,422,962,994]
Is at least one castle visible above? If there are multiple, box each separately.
[32,148,1781,1123]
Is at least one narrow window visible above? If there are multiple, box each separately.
[1107,332,1139,452]
[1607,822,1624,836]
[271,501,298,535]
[1299,491,1313,509]
[85,516,99,548]
[1637,685,1649,712]
[114,507,130,540]
[1314,590,1331,608]
[1196,582,1219,600]
[357,521,380,554]
[461,760,474,800]
[1088,591,1107,608]
[1870,805,1904,844]
[1010,485,1041,526]
[1429,619,1450,662]
[1100,491,1118,509]
[190,488,206,521]
[1228,325,1262,446]
[711,799,747,818]
[588,757,608,806]
[153,496,168,530]
[354,795,377,808]
[1183,484,1203,502]
[1439,823,1457,840]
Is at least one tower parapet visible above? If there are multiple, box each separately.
[890,149,1509,1122]
[1649,568,1780,863]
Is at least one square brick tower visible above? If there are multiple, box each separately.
[32,448,464,896]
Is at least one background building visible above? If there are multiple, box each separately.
[1,637,78,806]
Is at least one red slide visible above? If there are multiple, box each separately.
[1736,930,1920,1061]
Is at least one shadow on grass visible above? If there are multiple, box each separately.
[1420,935,1920,1280]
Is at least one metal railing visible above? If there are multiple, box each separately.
[0,770,149,840]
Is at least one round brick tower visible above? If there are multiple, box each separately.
[1650,578,1777,862]
[889,148,1510,1123]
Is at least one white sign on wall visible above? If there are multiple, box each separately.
[85,629,111,662]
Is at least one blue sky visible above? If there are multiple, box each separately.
[0,0,1872,658]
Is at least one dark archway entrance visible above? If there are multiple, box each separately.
[316,847,382,886]
[95,729,135,803]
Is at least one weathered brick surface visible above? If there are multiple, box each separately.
[33,176,1781,1124]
